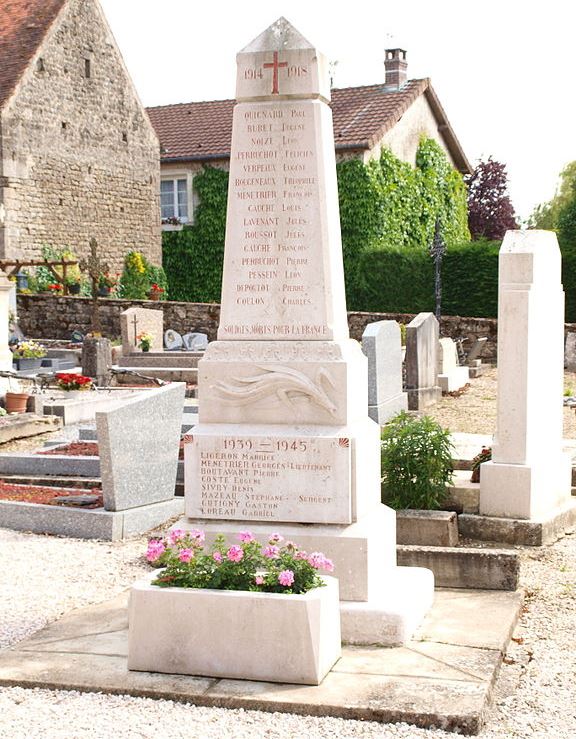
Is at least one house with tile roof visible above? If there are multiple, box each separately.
[147,49,471,227]
[0,0,161,268]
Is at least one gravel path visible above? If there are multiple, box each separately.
[0,371,575,738]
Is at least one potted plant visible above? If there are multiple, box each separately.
[48,282,63,296]
[137,332,153,352]
[98,271,118,297]
[128,530,341,685]
[65,276,82,295]
[470,446,492,483]
[161,216,183,232]
[148,283,165,301]
[11,340,47,372]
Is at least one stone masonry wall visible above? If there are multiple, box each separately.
[0,0,160,269]
[17,295,504,361]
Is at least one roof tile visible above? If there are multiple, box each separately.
[0,0,66,109]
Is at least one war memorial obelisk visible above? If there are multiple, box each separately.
[182,18,433,644]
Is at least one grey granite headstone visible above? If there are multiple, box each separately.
[82,337,112,386]
[466,337,487,364]
[565,333,576,371]
[96,383,186,511]
[361,321,407,424]
[182,332,208,351]
[405,312,441,410]
[164,329,183,351]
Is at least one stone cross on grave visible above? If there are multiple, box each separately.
[430,219,446,321]
[132,314,139,345]
[79,237,109,336]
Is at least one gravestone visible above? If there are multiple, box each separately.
[181,18,433,645]
[480,231,572,519]
[120,307,163,355]
[82,337,112,386]
[361,321,407,424]
[97,383,186,511]
[0,270,17,394]
[164,329,183,351]
[405,312,441,410]
[182,332,208,352]
[437,337,469,393]
[565,333,576,372]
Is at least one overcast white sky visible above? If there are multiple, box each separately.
[99,0,575,221]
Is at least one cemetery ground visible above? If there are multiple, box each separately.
[0,368,574,738]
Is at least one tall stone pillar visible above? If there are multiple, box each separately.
[480,230,572,519]
[181,18,433,645]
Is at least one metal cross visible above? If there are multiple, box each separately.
[79,237,109,336]
[429,219,446,322]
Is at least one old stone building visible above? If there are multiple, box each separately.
[0,0,161,268]
[147,49,471,226]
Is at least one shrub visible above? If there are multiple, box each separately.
[119,251,151,300]
[380,412,454,510]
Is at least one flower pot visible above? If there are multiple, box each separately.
[141,345,150,352]
[98,286,111,297]
[4,392,30,414]
[128,573,341,685]
[14,357,42,371]
[148,291,162,301]
[68,283,81,295]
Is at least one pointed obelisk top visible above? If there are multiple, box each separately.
[236,17,330,102]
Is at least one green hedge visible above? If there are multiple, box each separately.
[354,239,501,318]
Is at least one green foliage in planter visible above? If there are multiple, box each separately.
[381,412,454,510]
[163,167,229,303]
[146,264,169,300]
[338,139,470,309]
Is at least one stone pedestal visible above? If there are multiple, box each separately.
[82,337,111,386]
[179,18,433,647]
[480,231,572,520]
[361,321,407,425]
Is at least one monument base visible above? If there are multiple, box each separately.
[407,386,441,411]
[438,367,470,393]
[480,455,572,520]
[368,392,408,426]
[341,565,434,645]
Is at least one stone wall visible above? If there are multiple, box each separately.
[0,0,160,269]
[17,295,502,361]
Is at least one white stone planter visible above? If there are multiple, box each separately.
[128,572,341,685]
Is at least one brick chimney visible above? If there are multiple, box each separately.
[384,48,407,89]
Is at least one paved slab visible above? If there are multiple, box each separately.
[0,588,523,734]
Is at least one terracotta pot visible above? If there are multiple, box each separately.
[5,392,30,414]
[148,291,162,301]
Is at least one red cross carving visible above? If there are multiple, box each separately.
[263,51,288,95]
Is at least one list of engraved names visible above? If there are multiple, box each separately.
[188,434,351,524]
[221,101,329,339]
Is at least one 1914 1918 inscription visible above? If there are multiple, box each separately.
[184,429,352,524]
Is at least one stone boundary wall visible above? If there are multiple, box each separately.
[15,295,508,361]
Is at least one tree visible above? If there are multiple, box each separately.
[529,161,576,231]
[465,157,518,240]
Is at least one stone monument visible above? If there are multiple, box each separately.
[361,320,407,424]
[120,307,163,355]
[405,312,441,410]
[180,18,433,645]
[437,337,469,393]
[480,231,572,520]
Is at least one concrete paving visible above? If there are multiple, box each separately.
[0,587,523,734]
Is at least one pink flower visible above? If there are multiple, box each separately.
[146,540,165,562]
[263,545,280,559]
[227,545,244,563]
[169,529,186,545]
[278,570,295,587]
[322,557,335,572]
[295,551,308,560]
[189,529,205,544]
[238,530,255,543]
[307,552,329,569]
[255,575,265,585]
[213,551,223,563]
[178,548,194,563]
[269,532,284,543]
